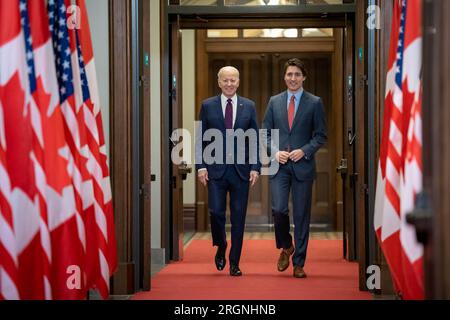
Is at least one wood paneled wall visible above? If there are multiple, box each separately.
[422,0,450,300]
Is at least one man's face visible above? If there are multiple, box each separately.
[218,69,240,98]
[284,65,306,93]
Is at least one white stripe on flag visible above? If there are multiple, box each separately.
[94,202,108,241]
[85,61,101,116]
[389,119,403,157]
[0,212,17,265]
[0,266,19,300]
[0,100,6,149]
[402,39,422,91]
[11,190,40,254]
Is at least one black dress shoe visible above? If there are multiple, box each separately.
[230,265,242,277]
[215,244,227,271]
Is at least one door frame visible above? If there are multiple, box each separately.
[161,1,371,289]
[195,37,341,232]
[109,0,152,294]
[419,0,450,299]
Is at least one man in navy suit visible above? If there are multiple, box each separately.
[196,66,260,276]
[262,58,327,278]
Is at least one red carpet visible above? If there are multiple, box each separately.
[132,240,372,300]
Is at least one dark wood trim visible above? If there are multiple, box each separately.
[167,5,356,15]
[140,0,152,292]
[421,0,434,298]
[333,29,344,232]
[170,19,184,261]
[195,29,209,232]
[422,0,450,299]
[179,17,347,29]
[204,38,335,53]
[109,0,135,295]
[354,0,368,291]
[342,18,356,262]
[160,0,171,263]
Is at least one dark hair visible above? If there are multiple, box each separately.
[284,58,307,78]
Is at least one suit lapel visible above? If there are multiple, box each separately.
[234,96,244,129]
[215,95,226,130]
[290,90,308,132]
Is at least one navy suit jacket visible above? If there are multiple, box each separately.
[262,90,327,181]
[195,95,261,181]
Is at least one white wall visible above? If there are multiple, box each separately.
[150,0,162,249]
[85,0,110,155]
[182,30,196,205]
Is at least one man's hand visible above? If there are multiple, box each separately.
[198,170,209,187]
[289,149,305,162]
[249,171,259,187]
[275,151,290,165]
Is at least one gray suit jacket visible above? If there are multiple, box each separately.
[262,90,327,181]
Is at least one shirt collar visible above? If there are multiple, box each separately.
[221,94,237,106]
[287,89,303,101]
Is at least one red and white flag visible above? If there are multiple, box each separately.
[0,0,116,300]
[1,0,56,300]
[374,0,424,300]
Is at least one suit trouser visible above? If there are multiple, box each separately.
[270,162,313,268]
[208,166,249,266]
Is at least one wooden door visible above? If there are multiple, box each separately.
[170,21,184,261]
[419,0,450,299]
[342,21,356,260]
[139,0,152,290]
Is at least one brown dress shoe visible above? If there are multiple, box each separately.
[293,266,307,278]
[277,245,294,272]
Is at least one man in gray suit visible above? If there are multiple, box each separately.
[262,58,327,278]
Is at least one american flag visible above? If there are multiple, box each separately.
[374,0,424,300]
[0,0,116,300]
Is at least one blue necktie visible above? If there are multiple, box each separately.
[225,99,233,129]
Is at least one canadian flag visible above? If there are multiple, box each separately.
[374,0,424,300]
[0,0,116,300]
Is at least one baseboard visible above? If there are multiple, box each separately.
[183,204,196,231]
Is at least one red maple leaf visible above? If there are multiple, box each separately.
[33,76,72,194]
[0,72,37,199]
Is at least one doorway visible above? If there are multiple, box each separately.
[204,50,336,232]
[193,29,344,236]
[162,6,360,275]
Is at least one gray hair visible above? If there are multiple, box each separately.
[217,66,240,80]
